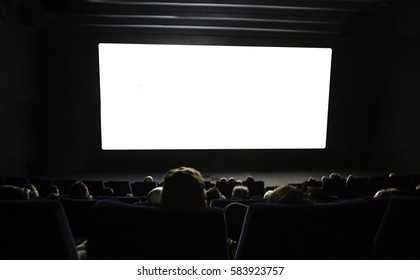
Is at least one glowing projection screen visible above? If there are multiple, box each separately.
[99,43,332,150]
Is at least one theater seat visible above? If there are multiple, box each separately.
[373,196,420,259]
[58,197,98,240]
[210,198,266,208]
[0,199,78,259]
[130,181,158,196]
[321,178,346,197]
[215,181,238,198]
[87,200,228,259]
[235,199,380,260]
[344,177,369,198]
[83,180,105,196]
[104,180,132,196]
[368,176,391,196]
[242,180,265,197]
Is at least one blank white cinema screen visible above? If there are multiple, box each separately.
[98,43,332,150]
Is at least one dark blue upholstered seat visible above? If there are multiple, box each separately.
[0,199,78,259]
[235,199,380,260]
[87,200,228,259]
[373,196,420,259]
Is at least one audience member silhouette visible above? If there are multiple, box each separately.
[147,187,163,205]
[161,167,207,208]
[268,185,310,204]
[306,187,332,203]
[45,185,60,198]
[144,176,154,183]
[263,190,273,200]
[374,188,398,198]
[329,172,342,179]
[245,176,255,184]
[206,187,225,206]
[322,172,341,182]
[231,185,249,199]
[219,177,227,183]
[69,181,92,199]
[102,187,114,197]
[22,183,39,198]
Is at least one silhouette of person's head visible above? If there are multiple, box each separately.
[205,187,225,205]
[268,185,309,205]
[374,188,398,198]
[245,176,255,183]
[231,185,249,199]
[161,167,206,208]
[329,172,341,179]
[263,190,273,200]
[144,176,154,183]
[69,181,91,199]
[306,187,331,203]
[46,185,60,198]
[102,187,114,196]
[22,183,39,198]
[147,187,163,205]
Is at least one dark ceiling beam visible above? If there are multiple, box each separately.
[45,0,392,40]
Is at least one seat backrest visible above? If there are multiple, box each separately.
[224,202,248,242]
[4,176,28,187]
[53,179,77,195]
[409,174,420,189]
[321,178,346,197]
[373,196,420,259]
[215,181,238,198]
[58,197,98,239]
[130,181,158,196]
[242,181,265,197]
[235,199,380,260]
[301,180,322,191]
[389,175,412,190]
[87,200,228,259]
[344,177,369,198]
[104,180,133,196]
[83,180,105,196]
[0,199,78,259]
[368,176,391,196]
[29,177,53,196]
[210,198,266,208]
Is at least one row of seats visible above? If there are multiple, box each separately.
[4,173,420,199]
[301,174,420,198]
[0,175,266,198]
[2,196,420,259]
[0,176,159,196]
[215,180,265,198]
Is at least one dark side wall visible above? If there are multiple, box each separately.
[0,1,40,176]
[369,0,420,174]
[0,0,410,177]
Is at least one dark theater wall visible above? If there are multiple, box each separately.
[0,10,40,176]
[369,0,420,174]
